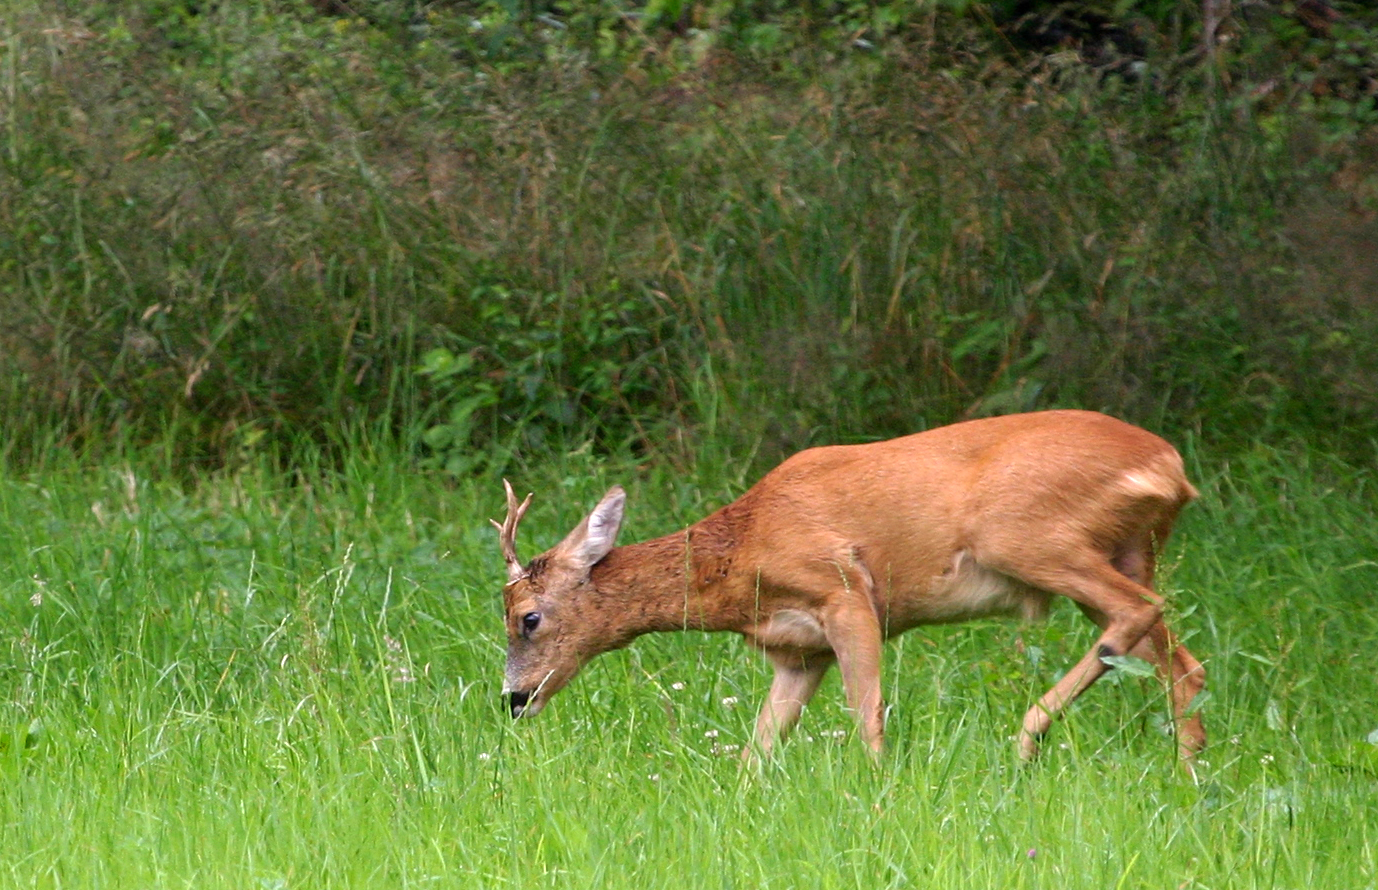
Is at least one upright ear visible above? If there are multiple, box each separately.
[552,485,626,574]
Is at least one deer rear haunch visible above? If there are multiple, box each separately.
[491,410,1206,769]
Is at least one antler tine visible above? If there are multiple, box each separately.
[490,478,533,583]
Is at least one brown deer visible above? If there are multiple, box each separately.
[493,410,1206,767]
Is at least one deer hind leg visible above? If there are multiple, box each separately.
[1128,622,1206,764]
[1009,559,1165,760]
[748,651,832,760]
[1113,527,1207,763]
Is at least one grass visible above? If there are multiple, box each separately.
[1,440,1375,888]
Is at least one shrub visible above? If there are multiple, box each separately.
[2,0,1376,472]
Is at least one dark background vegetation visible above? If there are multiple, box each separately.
[3,0,1376,475]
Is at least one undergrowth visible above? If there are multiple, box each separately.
[1,1,1377,475]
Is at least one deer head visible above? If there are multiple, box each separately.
[493,481,626,718]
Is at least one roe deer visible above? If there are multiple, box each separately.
[493,410,1206,767]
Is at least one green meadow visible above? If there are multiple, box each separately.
[0,443,1375,888]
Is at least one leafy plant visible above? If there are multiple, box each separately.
[416,283,682,474]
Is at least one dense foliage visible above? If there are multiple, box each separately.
[2,0,1377,473]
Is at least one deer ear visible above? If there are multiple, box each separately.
[554,485,625,574]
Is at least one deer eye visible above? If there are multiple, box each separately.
[521,611,541,636]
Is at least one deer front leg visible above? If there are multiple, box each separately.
[823,596,886,755]
[748,651,832,759]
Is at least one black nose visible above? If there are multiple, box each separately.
[508,690,531,718]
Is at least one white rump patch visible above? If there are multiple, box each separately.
[1119,471,1174,499]
[1116,452,1189,502]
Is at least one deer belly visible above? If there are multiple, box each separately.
[888,551,1050,627]
[750,609,831,652]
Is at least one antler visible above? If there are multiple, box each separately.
[490,479,533,584]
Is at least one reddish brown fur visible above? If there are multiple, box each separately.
[497,410,1206,768]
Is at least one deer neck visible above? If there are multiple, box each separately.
[588,506,751,640]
